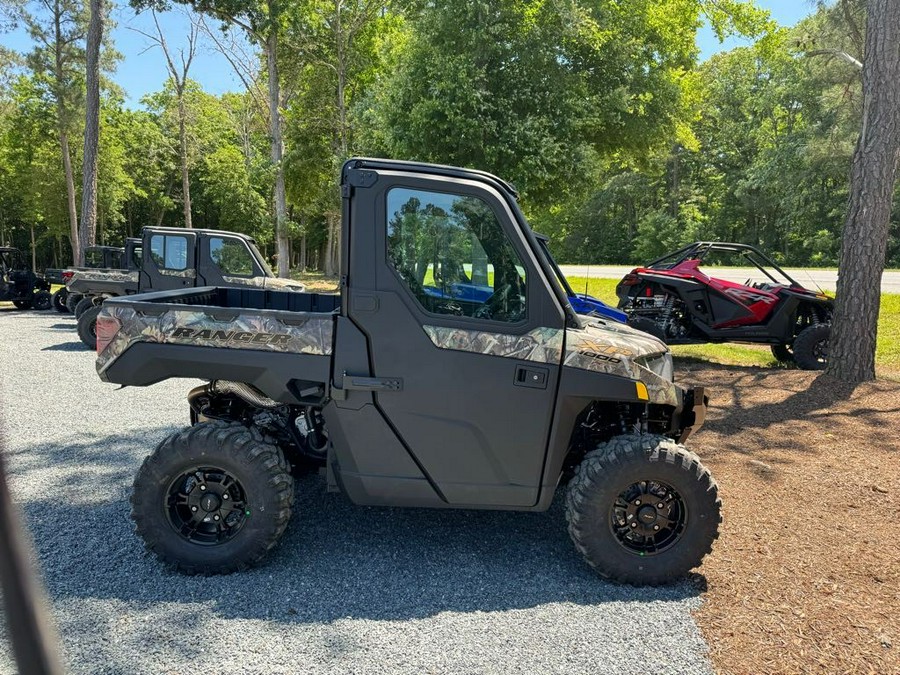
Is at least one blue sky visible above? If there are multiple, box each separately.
[2,1,818,108]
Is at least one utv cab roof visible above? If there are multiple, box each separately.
[143,227,258,245]
[343,157,520,199]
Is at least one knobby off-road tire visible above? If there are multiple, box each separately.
[793,324,830,371]
[33,290,52,311]
[52,288,69,313]
[65,292,82,313]
[627,317,667,343]
[131,422,294,575]
[566,434,721,586]
[77,305,102,349]
[73,295,96,319]
[771,343,794,363]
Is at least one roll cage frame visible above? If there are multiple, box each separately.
[646,242,801,288]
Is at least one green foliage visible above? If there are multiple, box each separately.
[4,0,898,272]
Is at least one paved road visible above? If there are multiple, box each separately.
[559,265,900,294]
[0,310,714,674]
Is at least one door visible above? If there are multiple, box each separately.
[198,235,265,286]
[140,231,197,291]
[345,168,566,507]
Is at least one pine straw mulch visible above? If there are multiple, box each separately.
[677,364,900,674]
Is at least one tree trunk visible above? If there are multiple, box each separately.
[324,214,337,277]
[30,224,36,271]
[59,129,80,265]
[265,27,290,278]
[79,0,103,262]
[178,89,193,228]
[299,232,307,272]
[826,0,900,383]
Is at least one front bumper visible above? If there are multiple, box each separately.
[672,386,707,443]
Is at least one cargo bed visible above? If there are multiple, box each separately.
[96,286,340,403]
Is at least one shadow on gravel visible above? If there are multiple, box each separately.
[41,342,87,352]
[10,427,702,627]
[48,322,77,330]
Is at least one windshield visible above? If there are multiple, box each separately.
[0,249,23,271]
[536,237,576,297]
[248,241,274,277]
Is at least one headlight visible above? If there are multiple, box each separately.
[636,353,674,382]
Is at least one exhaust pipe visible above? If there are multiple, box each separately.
[188,380,281,410]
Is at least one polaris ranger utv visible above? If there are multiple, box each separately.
[73,228,304,348]
[52,243,133,314]
[95,159,719,585]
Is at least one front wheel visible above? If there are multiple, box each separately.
[12,297,32,310]
[131,422,294,574]
[33,290,52,311]
[793,324,830,371]
[566,434,721,585]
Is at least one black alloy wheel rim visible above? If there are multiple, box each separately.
[610,480,687,556]
[166,467,249,545]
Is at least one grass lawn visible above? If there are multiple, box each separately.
[568,276,900,375]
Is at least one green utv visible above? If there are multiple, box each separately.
[70,227,305,348]
[95,159,720,585]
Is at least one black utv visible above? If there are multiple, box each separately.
[94,159,720,586]
[0,248,52,311]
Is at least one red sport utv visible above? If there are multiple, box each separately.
[616,242,833,370]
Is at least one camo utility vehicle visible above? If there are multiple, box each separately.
[52,243,134,314]
[95,159,719,585]
[73,228,304,348]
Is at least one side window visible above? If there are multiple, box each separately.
[149,234,189,271]
[109,250,124,269]
[386,187,527,323]
[85,249,104,267]
[209,237,255,276]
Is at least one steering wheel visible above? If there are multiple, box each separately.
[474,283,524,321]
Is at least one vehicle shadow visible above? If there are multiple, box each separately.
[41,341,88,352]
[9,427,703,627]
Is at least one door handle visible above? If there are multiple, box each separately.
[331,372,403,400]
[514,365,549,389]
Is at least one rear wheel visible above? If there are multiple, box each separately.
[52,288,69,313]
[793,324,830,371]
[566,434,721,585]
[131,422,294,574]
[770,343,794,363]
[65,292,83,313]
[74,296,96,319]
[77,305,102,348]
[627,317,667,343]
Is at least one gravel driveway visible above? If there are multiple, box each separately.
[0,309,713,674]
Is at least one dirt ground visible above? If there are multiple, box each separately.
[680,363,900,674]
